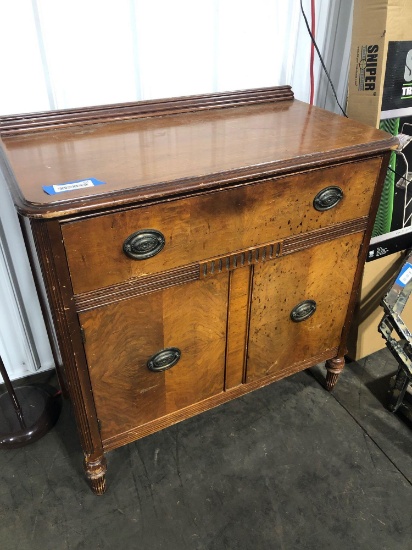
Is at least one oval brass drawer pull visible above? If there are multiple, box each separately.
[123,229,165,260]
[290,300,317,322]
[147,348,181,372]
[313,186,343,211]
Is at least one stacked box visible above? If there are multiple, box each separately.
[347,0,412,358]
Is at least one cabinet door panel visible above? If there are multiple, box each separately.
[80,275,228,441]
[246,233,364,382]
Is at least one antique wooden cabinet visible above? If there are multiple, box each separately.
[0,87,396,494]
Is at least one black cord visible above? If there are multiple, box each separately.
[299,0,348,117]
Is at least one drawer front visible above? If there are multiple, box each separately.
[246,232,364,382]
[63,157,381,294]
[80,274,228,443]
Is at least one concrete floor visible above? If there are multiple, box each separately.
[0,348,411,550]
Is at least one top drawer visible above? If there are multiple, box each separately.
[62,157,381,294]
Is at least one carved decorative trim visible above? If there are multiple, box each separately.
[325,356,346,391]
[282,217,368,255]
[84,455,107,495]
[75,264,199,312]
[74,219,368,313]
[75,240,282,312]
[200,241,282,278]
[30,220,98,453]
[0,86,293,136]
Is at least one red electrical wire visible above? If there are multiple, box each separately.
[309,0,316,105]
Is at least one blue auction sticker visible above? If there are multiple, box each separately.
[396,263,412,287]
[42,178,106,195]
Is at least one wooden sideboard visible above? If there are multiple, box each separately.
[0,87,396,494]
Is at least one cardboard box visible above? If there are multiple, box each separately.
[347,0,412,127]
[347,0,412,359]
[347,253,405,359]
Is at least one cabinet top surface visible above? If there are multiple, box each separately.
[0,87,396,218]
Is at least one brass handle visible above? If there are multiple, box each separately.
[290,300,317,322]
[313,186,343,211]
[147,348,181,372]
[123,229,165,260]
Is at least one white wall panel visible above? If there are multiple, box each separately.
[133,0,217,99]
[34,0,139,109]
[0,1,50,115]
[213,0,291,91]
[316,0,353,114]
[0,176,54,382]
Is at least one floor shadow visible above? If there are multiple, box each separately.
[364,373,394,408]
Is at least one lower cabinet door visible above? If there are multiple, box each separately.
[246,233,364,382]
[80,275,229,442]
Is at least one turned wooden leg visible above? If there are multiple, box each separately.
[84,454,107,495]
[325,356,345,391]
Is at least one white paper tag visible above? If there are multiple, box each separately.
[42,177,106,195]
[53,179,95,193]
[399,266,412,286]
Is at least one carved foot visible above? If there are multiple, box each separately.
[84,454,107,495]
[325,356,345,391]
[89,475,107,496]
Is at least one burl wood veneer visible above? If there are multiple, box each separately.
[0,87,397,494]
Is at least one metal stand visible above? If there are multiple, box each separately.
[378,250,412,421]
[0,355,61,448]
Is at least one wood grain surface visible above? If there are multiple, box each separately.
[0,86,294,135]
[62,157,381,294]
[30,219,103,458]
[246,233,364,382]
[102,345,338,451]
[225,267,253,389]
[5,87,396,494]
[0,90,396,218]
[80,275,228,442]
